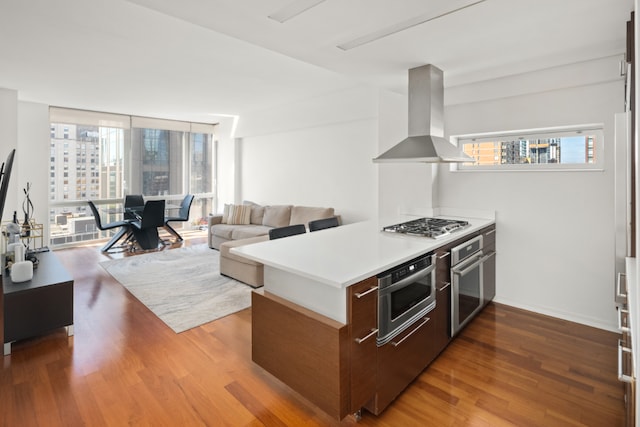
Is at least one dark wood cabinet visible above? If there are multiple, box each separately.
[433,247,452,354]
[251,223,497,420]
[347,277,378,413]
[370,311,435,415]
[251,289,350,420]
[3,251,74,356]
[481,225,497,303]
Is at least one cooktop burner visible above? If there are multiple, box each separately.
[382,217,469,239]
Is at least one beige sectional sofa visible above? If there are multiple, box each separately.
[208,203,337,288]
[208,203,335,250]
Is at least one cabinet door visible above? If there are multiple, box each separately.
[372,314,434,414]
[436,249,452,355]
[432,247,452,355]
[481,226,496,304]
[348,277,378,412]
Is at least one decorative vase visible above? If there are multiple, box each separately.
[22,213,30,237]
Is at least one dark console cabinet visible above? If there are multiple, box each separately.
[2,251,74,355]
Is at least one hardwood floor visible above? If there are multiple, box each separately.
[0,234,625,426]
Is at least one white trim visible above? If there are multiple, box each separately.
[493,297,616,332]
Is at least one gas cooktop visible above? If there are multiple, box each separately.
[382,217,470,239]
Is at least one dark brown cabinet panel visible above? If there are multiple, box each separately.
[3,252,74,355]
[251,290,350,420]
[348,277,378,413]
[433,247,452,354]
[369,313,435,415]
[482,225,497,303]
[251,223,497,421]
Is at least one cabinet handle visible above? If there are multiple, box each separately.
[354,286,378,299]
[616,272,628,300]
[438,252,450,260]
[618,339,633,383]
[355,328,378,344]
[484,229,496,236]
[438,282,451,291]
[618,308,630,332]
[390,317,430,347]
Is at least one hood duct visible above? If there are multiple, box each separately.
[373,64,473,163]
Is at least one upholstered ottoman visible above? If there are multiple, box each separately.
[219,235,269,288]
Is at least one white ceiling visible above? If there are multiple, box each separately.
[0,0,633,123]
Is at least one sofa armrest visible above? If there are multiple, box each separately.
[208,214,223,249]
[209,214,223,226]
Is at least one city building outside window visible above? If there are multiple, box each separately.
[48,107,217,247]
[454,125,603,171]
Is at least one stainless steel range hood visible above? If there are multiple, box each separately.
[373,64,473,163]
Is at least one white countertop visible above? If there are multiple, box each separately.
[232,213,495,289]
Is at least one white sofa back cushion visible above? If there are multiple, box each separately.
[262,205,293,228]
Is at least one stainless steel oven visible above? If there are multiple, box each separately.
[377,253,436,346]
[451,235,484,336]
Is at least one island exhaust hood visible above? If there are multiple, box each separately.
[373,64,473,163]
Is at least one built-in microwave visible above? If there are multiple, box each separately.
[377,253,436,346]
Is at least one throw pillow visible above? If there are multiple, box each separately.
[243,200,266,225]
[227,204,251,225]
[221,203,232,224]
[250,205,265,225]
[262,205,292,228]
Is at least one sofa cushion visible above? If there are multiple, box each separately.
[251,206,265,225]
[220,235,269,264]
[243,200,265,225]
[231,225,272,240]
[210,223,237,240]
[227,204,251,225]
[262,205,292,228]
[221,204,232,224]
[290,206,335,227]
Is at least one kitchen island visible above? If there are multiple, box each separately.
[233,211,495,420]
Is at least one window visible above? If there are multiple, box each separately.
[455,125,603,171]
[48,107,217,247]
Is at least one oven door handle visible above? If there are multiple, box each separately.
[481,251,496,263]
[452,254,484,277]
[390,317,430,347]
[380,254,436,290]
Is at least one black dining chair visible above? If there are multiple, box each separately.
[87,200,132,252]
[131,200,166,250]
[269,224,306,240]
[124,194,145,220]
[164,194,194,241]
[309,217,339,232]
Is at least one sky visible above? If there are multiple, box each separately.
[560,136,588,163]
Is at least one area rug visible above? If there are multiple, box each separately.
[100,244,252,333]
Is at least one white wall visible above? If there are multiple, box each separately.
[376,89,440,219]
[233,86,379,223]
[17,102,50,239]
[230,57,623,331]
[212,115,239,213]
[0,88,18,223]
[440,58,624,330]
[0,93,49,250]
[4,56,623,332]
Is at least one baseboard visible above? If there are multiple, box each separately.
[492,297,617,333]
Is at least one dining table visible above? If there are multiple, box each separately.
[101,201,181,251]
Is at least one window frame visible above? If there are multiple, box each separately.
[48,107,218,248]
[452,124,604,172]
